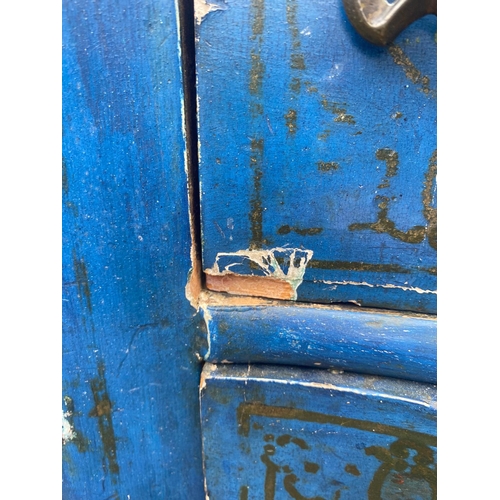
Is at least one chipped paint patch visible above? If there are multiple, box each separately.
[62,397,89,452]
[206,273,297,301]
[62,410,76,445]
[194,0,226,25]
[186,253,202,310]
[205,248,313,300]
[316,280,436,295]
[200,362,218,391]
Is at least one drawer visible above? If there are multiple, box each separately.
[200,363,437,499]
[194,0,437,314]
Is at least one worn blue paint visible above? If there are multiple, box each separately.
[201,363,437,499]
[195,0,437,313]
[63,0,438,493]
[62,0,205,497]
[203,302,436,383]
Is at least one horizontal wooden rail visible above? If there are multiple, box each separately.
[201,293,436,384]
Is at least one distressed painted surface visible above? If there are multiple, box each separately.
[201,363,437,499]
[195,0,437,313]
[62,0,205,497]
[201,298,436,383]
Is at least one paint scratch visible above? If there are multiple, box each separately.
[316,279,436,295]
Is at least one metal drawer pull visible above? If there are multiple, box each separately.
[342,0,437,46]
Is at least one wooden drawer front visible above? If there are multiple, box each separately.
[200,363,437,499]
[195,0,437,314]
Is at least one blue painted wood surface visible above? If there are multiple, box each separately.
[195,0,437,314]
[201,363,437,499]
[62,0,205,497]
[202,299,436,383]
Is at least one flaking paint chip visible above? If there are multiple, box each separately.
[205,247,313,300]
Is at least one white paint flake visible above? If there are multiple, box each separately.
[194,0,226,25]
[62,410,76,445]
[207,247,313,299]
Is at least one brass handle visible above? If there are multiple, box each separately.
[342,0,437,46]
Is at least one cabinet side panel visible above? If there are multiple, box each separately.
[62,0,205,497]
